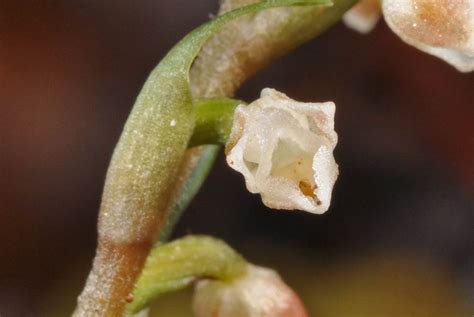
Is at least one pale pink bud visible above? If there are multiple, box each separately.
[192,264,308,317]
[225,88,338,214]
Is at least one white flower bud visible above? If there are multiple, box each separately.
[225,88,338,214]
[343,0,382,34]
[382,0,474,72]
[192,264,308,317]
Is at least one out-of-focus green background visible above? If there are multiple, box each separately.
[1,1,473,316]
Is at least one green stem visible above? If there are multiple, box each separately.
[128,235,247,314]
[189,98,244,147]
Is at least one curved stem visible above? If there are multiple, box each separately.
[74,1,334,316]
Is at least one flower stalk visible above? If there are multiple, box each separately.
[188,98,244,147]
[126,0,357,313]
[74,1,336,316]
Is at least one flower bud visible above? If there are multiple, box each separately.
[343,0,382,34]
[225,88,338,214]
[383,0,474,72]
[192,264,308,317]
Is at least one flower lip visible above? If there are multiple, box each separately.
[225,88,338,214]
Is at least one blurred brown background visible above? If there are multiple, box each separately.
[1,1,473,316]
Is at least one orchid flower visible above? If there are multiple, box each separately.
[225,88,339,214]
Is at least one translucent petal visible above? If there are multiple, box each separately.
[225,88,338,214]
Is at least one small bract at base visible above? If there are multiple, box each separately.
[225,88,338,214]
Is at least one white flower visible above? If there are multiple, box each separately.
[225,88,338,214]
[382,0,474,72]
[343,0,382,34]
[192,264,308,317]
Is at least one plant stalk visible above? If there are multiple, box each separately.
[74,1,344,316]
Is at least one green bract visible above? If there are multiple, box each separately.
[128,235,247,314]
